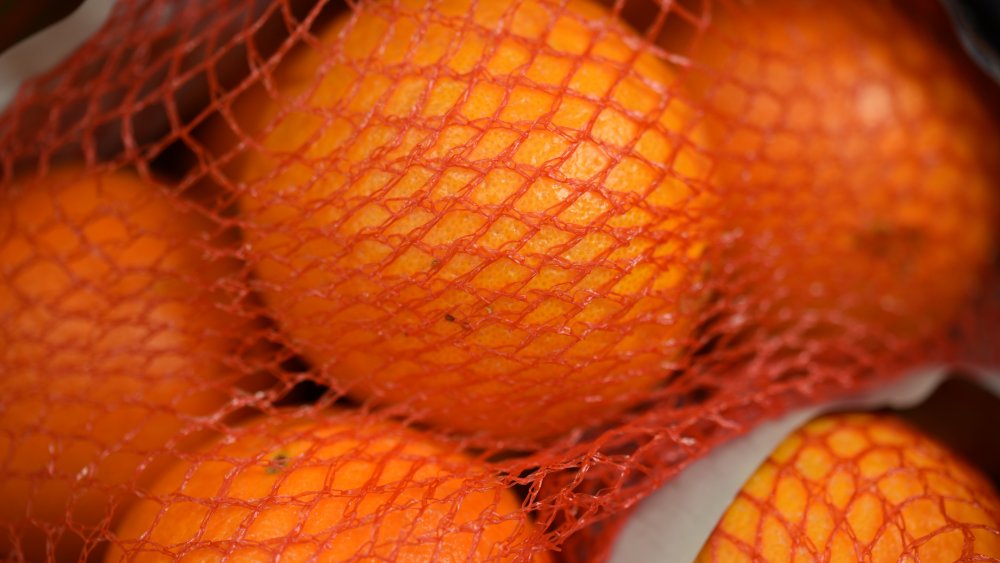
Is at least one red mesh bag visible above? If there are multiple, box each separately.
[1,0,998,561]
[695,411,1000,561]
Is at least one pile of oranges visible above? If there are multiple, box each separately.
[2,0,999,561]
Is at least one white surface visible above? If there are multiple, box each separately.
[0,0,115,112]
[975,369,1000,397]
[608,368,971,563]
[610,410,817,563]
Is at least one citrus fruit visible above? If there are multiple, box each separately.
[105,410,551,562]
[697,412,1000,562]
[0,166,247,560]
[221,0,713,441]
[688,0,999,340]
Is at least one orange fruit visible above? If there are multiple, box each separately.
[105,410,551,562]
[0,167,247,560]
[697,412,1000,562]
[219,0,713,441]
[688,0,999,340]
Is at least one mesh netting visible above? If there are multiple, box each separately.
[696,413,1000,561]
[1,0,998,561]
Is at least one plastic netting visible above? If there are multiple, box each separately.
[696,413,1000,561]
[1,0,998,561]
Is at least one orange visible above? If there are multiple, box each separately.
[687,0,999,341]
[697,413,1000,562]
[219,0,713,441]
[0,167,248,560]
[105,410,551,562]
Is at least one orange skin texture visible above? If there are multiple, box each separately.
[221,0,713,442]
[105,411,551,562]
[688,0,999,340]
[697,413,1000,562]
[0,168,246,561]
